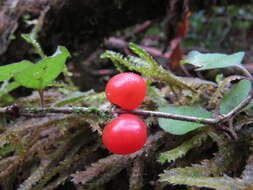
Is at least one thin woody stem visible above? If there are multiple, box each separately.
[115,108,218,125]
[235,64,253,81]
[219,91,253,122]
[0,92,251,126]
[0,106,217,125]
[38,89,45,108]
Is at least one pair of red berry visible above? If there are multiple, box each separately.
[102,72,147,154]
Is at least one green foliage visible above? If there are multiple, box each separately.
[101,43,197,92]
[182,50,245,70]
[208,75,243,109]
[0,81,20,98]
[0,35,70,100]
[183,6,252,51]
[14,46,70,89]
[220,79,251,114]
[187,140,234,177]
[128,42,158,68]
[158,105,212,135]
[160,174,243,190]
[159,132,243,189]
[0,94,15,106]
[159,130,209,164]
[51,90,95,107]
[0,61,33,81]
[1,28,253,189]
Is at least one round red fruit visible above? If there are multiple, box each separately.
[102,114,147,154]
[105,72,146,110]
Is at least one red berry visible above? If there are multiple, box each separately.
[102,114,147,154]
[105,72,146,110]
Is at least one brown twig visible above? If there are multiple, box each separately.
[122,20,155,41]
[0,106,215,124]
[1,90,252,126]
[234,64,253,81]
[104,37,170,59]
[114,108,217,125]
[219,91,253,122]
[38,89,45,108]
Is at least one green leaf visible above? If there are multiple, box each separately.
[51,90,94,107]
[0,61,33,81]
[0,81,21,97]
[100,50,197,92]
[183,51,245,71]
[158,106,212,135]
[14,46,70,89]
[220,80,251,114]
[0,94,15,106]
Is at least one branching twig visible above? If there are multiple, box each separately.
[219,91,253,122]
[115,108,217,125]
[235,64,253,81]
[1,90,253,127]
[0,105,216,124]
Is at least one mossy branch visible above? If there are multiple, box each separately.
[1,92,253,127]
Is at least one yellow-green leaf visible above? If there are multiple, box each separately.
[0,61,33,81]
[14,46,70,89]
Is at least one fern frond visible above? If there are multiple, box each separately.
[159,130,209,164]
[173,141,234,178]
[159,129,243,189]
[195,147,233,176]
[160,172,243,190]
